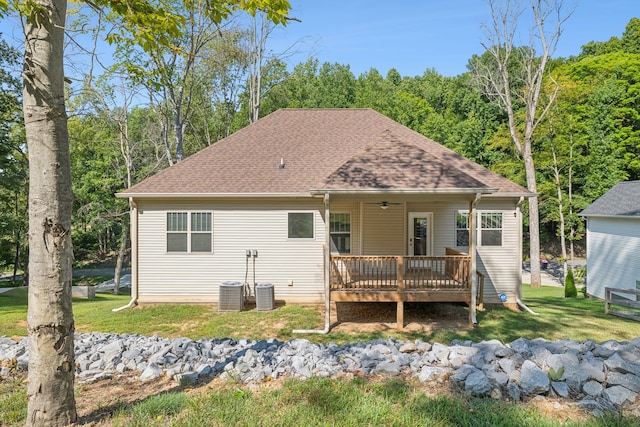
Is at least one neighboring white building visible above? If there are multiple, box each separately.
[118,109,532,326]
[580,181,640,300]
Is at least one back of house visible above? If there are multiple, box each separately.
[118,109,531,307]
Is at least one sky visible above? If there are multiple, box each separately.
[265,0,640,77]
[0,1,638,79]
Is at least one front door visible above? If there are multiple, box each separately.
[408,212,433,256]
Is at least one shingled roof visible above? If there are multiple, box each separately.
[581,181,640,217]
[120,109,530,197]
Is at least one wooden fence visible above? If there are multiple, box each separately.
[604,286,640,322]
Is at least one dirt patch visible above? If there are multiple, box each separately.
[330,302,469,333]
[74,372,179,425]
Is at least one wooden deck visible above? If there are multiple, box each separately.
[330,254,484,328]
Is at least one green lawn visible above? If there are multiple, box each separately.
[1,285,639,426]
[1,285,638,344]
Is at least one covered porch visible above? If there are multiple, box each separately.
[330,252,485,329]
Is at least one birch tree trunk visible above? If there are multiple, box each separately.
[23,0,77,424]
[471,0,573,288]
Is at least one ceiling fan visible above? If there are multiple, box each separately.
[364,201,402,210]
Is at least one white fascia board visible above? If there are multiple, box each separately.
[115,192,314,199]
[308,188,499,196]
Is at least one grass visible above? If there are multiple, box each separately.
[1,285,639,344]
[1,285,639,426]
[2,376,635,426]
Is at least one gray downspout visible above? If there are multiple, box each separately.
[113,198,139,312]
[293,193,331,333]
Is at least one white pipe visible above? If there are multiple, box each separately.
[112,297,137,312]
[113,198,139,312]
[294,194,331,334]
[513,197,537,315]
[516,297,538,315]
[469,193,482,325]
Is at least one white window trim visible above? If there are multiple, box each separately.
[330,211,351,254]
[287,211,316,240]
[455,210,503,247]
[455,211,470,248]
[479,211,503,247]
[166,211,213,254]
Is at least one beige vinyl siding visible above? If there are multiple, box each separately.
[134,197,522,305]
[136,198,325,303]
[407,200,520,303]
[362,203,404,255]
[406,202,457,256]
[475,200,519,303]
[586,217,640,300]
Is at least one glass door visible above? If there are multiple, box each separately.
[408,212,433,257]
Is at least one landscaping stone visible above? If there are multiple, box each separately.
[583,380,603,397]
[1,333,639,417]
[519,360,550,395]
[465,371,492,396]
[551,381,569,398]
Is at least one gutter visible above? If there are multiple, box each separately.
[113,198,139,312]
[293,193,331,334]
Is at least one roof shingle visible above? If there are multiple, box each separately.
[121,109,530,196]
[581,181,640,217]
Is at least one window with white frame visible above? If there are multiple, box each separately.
[480,212,502,246]
[455,211,469,247]
[288,212,314,239]
[455,211,503,247]
[167,212,212,253]
[330,213,351,253]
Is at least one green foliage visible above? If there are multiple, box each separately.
[548,366,565,381]
[0,35,27,274]
[565,268,578,298]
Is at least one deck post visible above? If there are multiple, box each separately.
[397,256,405,330]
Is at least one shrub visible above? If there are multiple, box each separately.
[564,268,577,298]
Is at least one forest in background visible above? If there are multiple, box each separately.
[1,8,639,276]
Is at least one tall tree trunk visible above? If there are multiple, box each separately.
[114,221,129,296]
[551,145,567,283]
[23,0,77,424]
[524,150,542,287]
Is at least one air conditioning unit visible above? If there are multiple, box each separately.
[255,283,274,311]
[218,281,244,312]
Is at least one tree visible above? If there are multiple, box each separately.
[1,1,291,424]
[469,0,574,287]
[0,35,27,284]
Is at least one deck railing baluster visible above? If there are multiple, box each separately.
[330,254,472,292]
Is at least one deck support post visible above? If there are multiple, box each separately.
[397,256,405,330]
[396,301,404,330]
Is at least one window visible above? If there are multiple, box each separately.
[480,212,502,246]
[454,211,503,247]
[288,212,314,238]
[167,212,212,253]
[190,212,212,252]
[455,211,469,247]
[330,213,351,253]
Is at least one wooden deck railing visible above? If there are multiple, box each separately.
[330,255,472,291]
[330,254,484,329]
